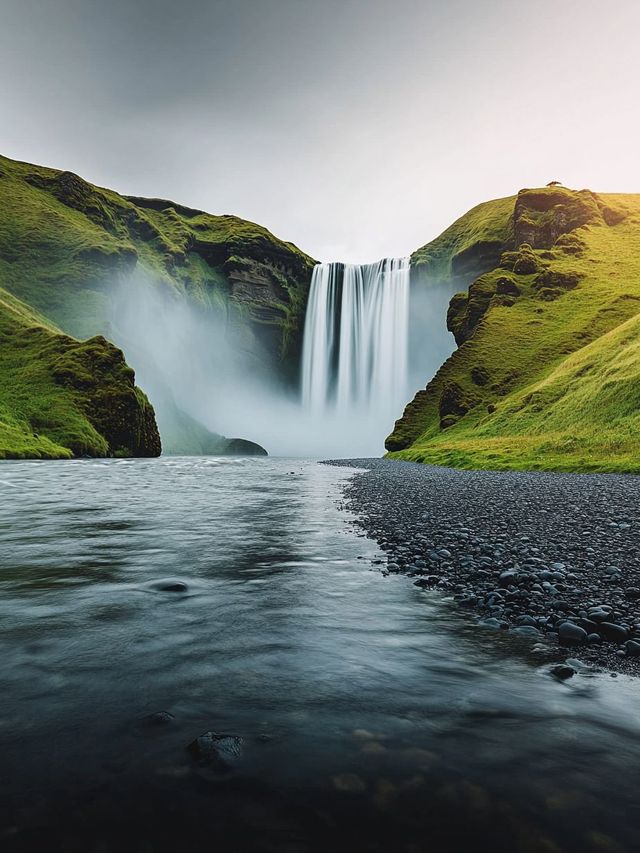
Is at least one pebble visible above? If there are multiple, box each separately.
[549,664,576,680]
[558,622,588,644]
[599,623,629,643]
[625,640,640,657]
[152,580,189,593]
[327,459,640,676]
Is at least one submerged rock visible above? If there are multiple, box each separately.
[187,732,244,771]
[549,664,576,681]
[140,710,176,728]
[151,579,189,593]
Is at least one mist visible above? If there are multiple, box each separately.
[107,266,456,458]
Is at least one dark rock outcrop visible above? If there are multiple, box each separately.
[439,381,480,428]
[224,438,268,456]
[51,335,161,457]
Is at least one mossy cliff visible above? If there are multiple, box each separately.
[0,287,160,459]
[0,152,315,458]
[388,186,640,473]
[0,154,315,378]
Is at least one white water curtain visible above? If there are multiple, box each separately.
[301,258,410,429]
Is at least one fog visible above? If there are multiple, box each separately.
[107,267,457,458]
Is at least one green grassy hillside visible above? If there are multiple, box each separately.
[0,287,160,459]
[388,187,640,472]
[0,154,315,369]
[0,152,316,458]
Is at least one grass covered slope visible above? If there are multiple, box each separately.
[412,195,516,281]
[388,187,640,472]
[0,154,315,366]
[0,287,160,459]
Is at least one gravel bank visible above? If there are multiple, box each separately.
[327,459,640,676]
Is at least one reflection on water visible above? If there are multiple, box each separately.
[0,457,639,852]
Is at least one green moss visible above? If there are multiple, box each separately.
[390,187,640,473]
[0,287,160,459]
[0,154,316,368]
[411,195,516,280]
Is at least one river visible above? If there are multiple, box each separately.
[1,457,639,852]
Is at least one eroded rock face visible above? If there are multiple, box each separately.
[512,187,621,249]
[51,335,161,457]
[439,381,480,429]
[450,240,506,279]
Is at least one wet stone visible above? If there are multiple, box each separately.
[187,732,244,771]
[557,622,588,644]
[140,710,175,728]
[599,623,629,643]
[625,640,640,657]
[549,664,576,681]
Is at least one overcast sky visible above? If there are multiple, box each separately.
[1,0,638,262]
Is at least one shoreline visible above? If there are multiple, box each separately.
[326,458,640,678]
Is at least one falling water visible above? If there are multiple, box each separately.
[301,258,410,437]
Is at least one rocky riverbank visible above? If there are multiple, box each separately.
[328,459,640,677]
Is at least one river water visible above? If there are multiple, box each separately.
[1,457,639,852]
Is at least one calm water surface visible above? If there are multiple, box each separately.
[1,457,639,852]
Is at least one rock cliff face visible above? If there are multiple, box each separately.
[388,186,640,472]
[0,287,161,459]
[0,153,315,376]
[0,153,316,457]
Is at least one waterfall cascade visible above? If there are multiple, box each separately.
[301,258,410,440]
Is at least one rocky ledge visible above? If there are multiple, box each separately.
[326,459,640,676]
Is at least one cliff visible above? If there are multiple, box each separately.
[0,153,315,376]
[0,287,160,459]
[388,186,640,472]
[0,153,315,457]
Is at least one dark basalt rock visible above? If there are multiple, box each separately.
[450,239,506,279]
[549,663,576,680]
[187,732,244,771]
[225,438,268,456]
[599,622,629,643]
[152,580,189,593]
[51,336,161,458]
[140,710,176,727]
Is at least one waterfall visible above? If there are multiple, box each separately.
[301,257,410,439]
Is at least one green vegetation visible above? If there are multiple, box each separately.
[0,287,160,458]
[411,195,515,281]
[0,154,315,362]
[389,187,640,473]
[0,152,316,458]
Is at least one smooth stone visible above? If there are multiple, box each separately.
[510,625,541,638]
[625,640,640,657]
[587,607,612,623]
[599,622,629,643]
[558,622,588,644]
[153,580,188,593]
[575,618,599,633]
[549,664,576,681]
[480,617,502,629]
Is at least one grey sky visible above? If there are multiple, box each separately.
[1,0,639,262]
